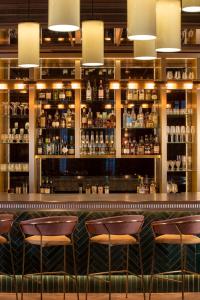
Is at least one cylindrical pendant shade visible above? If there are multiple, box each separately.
[82,20,104,67]
[182,0,200,12]
[48,0,80,32]
[18,22,40,68]
[127,0,156,41]
[156,0,181,52]
[134,40,157,60]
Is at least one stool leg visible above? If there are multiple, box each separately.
[149,243,156,300]
[63,246,66,300]
[108,244,112,300]
[86,241,91,300]
[125,245,129,298]
[9,235,18,300]
[138,240,145,300]
[40,245,43,300]
[181,244,185,300]
[21,242,26,300]
[72,240,79,300]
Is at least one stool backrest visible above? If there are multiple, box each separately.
[86,215,144,235]
[152,215,200,235]
[20,216,78,236]
[0,214,13,234]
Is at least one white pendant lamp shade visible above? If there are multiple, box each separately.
[182,0,200,12]
[134,40,157,60]
[156,0,181,52]
[48,0,80,32]
[18,22,40,68]
[82,20,104,67]
[127,0,156,41]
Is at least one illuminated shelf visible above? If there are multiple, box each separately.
[35,155,75,159]
[80,155,116,159]
[121,154,161,159]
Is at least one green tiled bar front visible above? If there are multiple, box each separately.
[1,210,200,293]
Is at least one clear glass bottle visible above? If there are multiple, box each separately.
[86,80,92,101]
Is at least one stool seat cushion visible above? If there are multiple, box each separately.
[0,236,7,244]
[25,235,71,247]
[90,234,137,245]
[155,234,200,245]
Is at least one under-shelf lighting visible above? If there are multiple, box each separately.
[184,82,193,89]
[145,82,155,90]
[71,80,81,89]
[127,0,156,41]
[53,82,63,89]
[48,0,80,32]
[36,83,47,90]
[14,83,26,90]
[0,83,8,90]
[127,82,139,90]
[182,0,200,12]
[156,0,181,52]
[109,80,120,90]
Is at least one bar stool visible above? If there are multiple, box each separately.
[0,214,18,299]
[20,216,79,300]
[85,215,145,300]
[149,215,200,300]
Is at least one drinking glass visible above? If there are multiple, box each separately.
[175,160,181,171]
[167,71,173,80]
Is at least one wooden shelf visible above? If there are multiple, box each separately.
[35,155,75,159]
[121,154,161,159]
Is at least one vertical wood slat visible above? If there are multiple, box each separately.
[160,88,167,193]
[115,60,121,158]
[75,60,81,158]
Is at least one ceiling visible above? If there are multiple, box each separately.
[0,0,199,28]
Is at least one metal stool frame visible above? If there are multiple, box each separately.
[20,217,79,300]
[149,216,200,300]
[85,215,145,300]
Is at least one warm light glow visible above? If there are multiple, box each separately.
[14,83,25,90]
[48,0,80,32]
[105,104,112,109]
[82,20,104,67]
[69,104,75,109]
[81,104,87,109]
[44,104,51,109]
[0,83,8,90]
[145,82,155,89]
[36,83,46,90]
[156,0,181,52]
[127,82,139,89]
[57,104,65,109]
[142,104,149,109]
[18,22,40,68]
[71,81,81,89]
[58,37,65,42]
[127,0,156,41]
[182,0,200,12]
[128,104,134,108]
[166,82,177,90]
[134,40,157,60]
[44,37,51,42]
[184,83,193,90]
[53,83,63,89]
[109,80,120,90]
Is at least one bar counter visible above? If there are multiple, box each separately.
[0,192,200,211]
[0,192,200,294]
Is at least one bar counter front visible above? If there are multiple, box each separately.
[0,192,200,294]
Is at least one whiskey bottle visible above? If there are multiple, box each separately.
[133,90,139,101]
[137,106,144,128]
[139,89,145,101]
[37,136,43,155]
[66,85,72,101]
[59,89,65,101]
[68,136,75,155]
[86,80,92,101]
[60,113,66,128]
[144,135,151,154]
[123,107,128,128]
[153,136,160,154]
[87,108,93,127]
[137,136,145,155]
[39,110,46,128]
[98,80,104,100]
[151,90,158,101]
[145,90,152,101]
[52,111,60,128]
[66,109,72,128]
[82,108,88,128]
[127,88,133,101]
[93,79,98,100]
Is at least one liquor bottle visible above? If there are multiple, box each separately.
[90,131,95,155]
[61,138,68,155]
[47,114,52,128]
[98,80,104,100]
[60,113,66,128]
[93,79,98,100]
[68,136,75,155]
[144,135,151,154]
[53,90,59,101]
[109,110,116,128]
[87,108,93,127]
[137,136,144,155]
[139,89,145,101]
[99,131,105,154]
[137,177,146,194]
[46,91,52,101]
[105,83,110,100]
[86,80,92,101]
[52,111,60,128]
[59,89,65,101]
[37,135,43,155]
[153,136,160,154]
[151,90,158,101]
[145,90,152,101]
[81,132,86,155]
[131,107,136,128]
[127,88,133,101]
[66,109,72,128]
[126,110,132,128]
[95,131,99,154]
[123,106,128,128]
[150,181,156,193]
[39,110,46,128]
[137,106,144,128]
[133,90,139,101]
[151,104,159,127]
[82,108,88,128]
[109,134,115,155]
[66,85,72,101]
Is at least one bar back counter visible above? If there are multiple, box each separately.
[0,192,200,294]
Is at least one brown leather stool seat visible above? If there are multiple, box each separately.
[150,215,200,300]
[20,216,79,300]
[0,214,18,299]
[85,215,145,300]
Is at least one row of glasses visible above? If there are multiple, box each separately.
[166,70,195,80]
[167,182,178,193]
[167,126,195,143]
[0,163,29,172]
[1,102,29,116]
[166,108,193,115]
[167,155,192,171]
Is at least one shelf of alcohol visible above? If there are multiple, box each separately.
[122,127,158,130]
[0,115,29,119]
[122,99,159,103]
[37,127,74,130]
[0,170,29,173]
[35,155,75,159]
[81,99,114,104]
[167,142,193,144]
[167,170,193,172]
[80,155,116,159]
[121,154,161,159]
[81,127,115,130]
[39,102,75,107]
[0,142,29,144]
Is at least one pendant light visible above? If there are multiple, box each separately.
[127,0,156,41]
[18,0,40,68]
[134,40,157,60]
[182,0,200,12]
[48,0,80,32]
[156,0,181,52]
[82,0,104,66]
